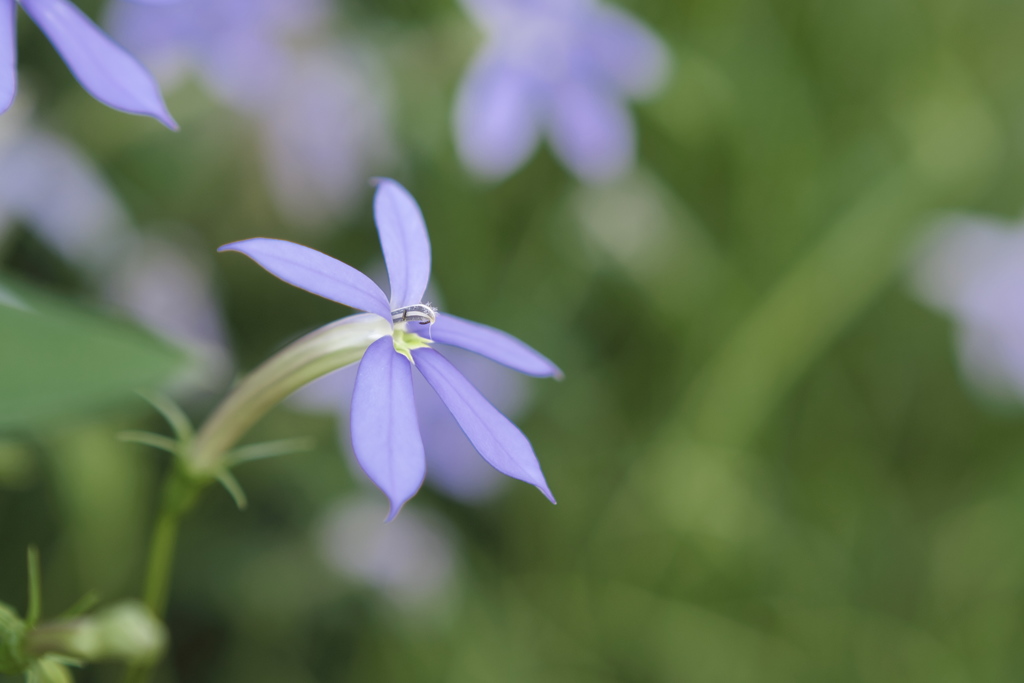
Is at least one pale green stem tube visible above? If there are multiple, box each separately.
[124,313,390,683]
[189,313,390,474]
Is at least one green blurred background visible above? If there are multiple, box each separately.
[5,0,1024,680]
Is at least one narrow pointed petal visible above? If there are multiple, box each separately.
[431,313,562,378]
[0,0,16,114]
[454,55,542,181]
[372,178,431,308]
[413,347,555,503]
[218,238,392,321]
[19,0,176,128]
[586,6,670,98]
[351,337,426,519]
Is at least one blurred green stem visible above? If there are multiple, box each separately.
[123,466,202,683]
[682,170,934,449]
[142,467,202,617]
[639,171,942,538]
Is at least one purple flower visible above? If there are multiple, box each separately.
[219,179,561,518]
[0,0,175,127]
[292,343,531,504]
[454,0,668,183]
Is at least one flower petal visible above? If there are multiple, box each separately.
[0,0,16,114]
[453,53,542,181]
[413,347,555,503]
[218,238,392,321]
[19,0,176,128]
[585,5,669,99]
[351,336,426,519]
[548,81,635,184]
[373,178,431,308]
[431,312,562,378]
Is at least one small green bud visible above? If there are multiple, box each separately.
[0,601,28,674]
[27,601,167,665]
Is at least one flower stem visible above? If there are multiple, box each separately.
[189,314,389,473]
[123,313,390,683]
[122,465,203,683]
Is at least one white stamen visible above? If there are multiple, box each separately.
[391,303,437,326]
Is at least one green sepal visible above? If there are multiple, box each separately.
[392,328,433,364]
[117,431,179,454]
[215,470,248,510]
[225,437,315,467]
[137,392,194,443]
[58,592,100,621]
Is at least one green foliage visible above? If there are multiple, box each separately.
[0,280,184,429]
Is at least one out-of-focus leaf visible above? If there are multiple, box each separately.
[0,278,184,427]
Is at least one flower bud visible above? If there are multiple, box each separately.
[26,601,167,665]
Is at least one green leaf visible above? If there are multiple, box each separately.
[0,278,185,428]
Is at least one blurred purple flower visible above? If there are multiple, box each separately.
[0,0,175,127]
[102,235,233,392]
[454,0,669,183]
[106,0,393,228]
[0,107,132,273]
[258,47,395,227]
[220,178,561,518]
[106,0,328,109]
[912,215,1024,401]
[317,494,459,609]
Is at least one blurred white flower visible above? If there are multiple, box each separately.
[316,494,458,609]
[911,214,1024,401]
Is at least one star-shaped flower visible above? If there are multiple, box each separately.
[0,0,175,127]
[219,179,561,517]
[454,0,668,183]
